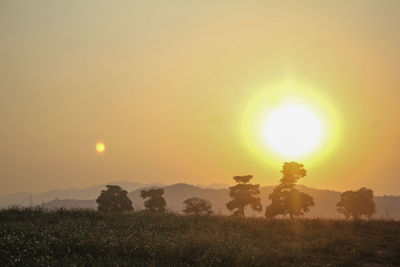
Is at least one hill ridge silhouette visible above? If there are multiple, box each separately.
[2,182,399,219]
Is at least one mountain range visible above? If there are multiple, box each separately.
[2,182,399,219]
[0,182,163,207]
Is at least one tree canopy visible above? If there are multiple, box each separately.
[265,162,314,219]
[96,185,133,212]
[226,175,262,218]
[336,187,376,219]
[280,161,307,187]
[183,197,213,215]
[140,188,167,212]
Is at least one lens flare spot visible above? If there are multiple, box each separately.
[96,141,106,154]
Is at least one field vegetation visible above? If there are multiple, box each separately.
[1,207,400,266]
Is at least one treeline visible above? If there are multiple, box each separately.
[96,162,376,220]
[96,186,213,216]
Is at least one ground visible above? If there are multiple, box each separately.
[1,208,399,266]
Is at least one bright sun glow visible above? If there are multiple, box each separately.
[95,142,106,153]
[263,103,323,157]
[242,82,340,167]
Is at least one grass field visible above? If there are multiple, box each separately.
[1,208,399,266]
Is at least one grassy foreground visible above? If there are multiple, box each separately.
[1,208,399,266]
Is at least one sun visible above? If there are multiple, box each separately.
[95,141,106,154]
[263,103,323,157]
[242,82,340,167]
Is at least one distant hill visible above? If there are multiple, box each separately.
[25,183,400,219]
[194,183,230,189]
[126,184,350,218]
[375,196,400,218]
[128,183,230,213]
[43,199,97,210]
[0,181,163,208]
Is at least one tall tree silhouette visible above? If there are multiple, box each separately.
[226,175,262,218]
[266,162,314,219]
[140,188,167,212]
[183,197,213,215]
[96,185,133,212]
[337,187,376,219]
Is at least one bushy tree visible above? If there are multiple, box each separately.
[265,162,314,219]
[336,187,376,219]
[226,175,262,218]
[140,188,167,212]
[96,185,133,212]
[280,161,307,187]
[183,197,213,215]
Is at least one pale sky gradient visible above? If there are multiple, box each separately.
[1,1,400,196]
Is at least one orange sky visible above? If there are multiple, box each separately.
[1,1,400,196]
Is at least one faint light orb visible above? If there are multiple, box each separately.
[95,141,106,154]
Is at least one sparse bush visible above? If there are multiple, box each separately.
[183,197,213,215]
[266,162,314,218]
[140,188,167,212]
[337,187,376,219]
[226,175,262,218]
[96,185,133,212]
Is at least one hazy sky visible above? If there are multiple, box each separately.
[1,1,400,196]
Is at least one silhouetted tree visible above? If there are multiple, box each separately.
[266,162,314,219]
[96,185,133,212]
[140,188,167,212]
[226,175,262,218]
[183,197,213,215]
[336,187,376,219]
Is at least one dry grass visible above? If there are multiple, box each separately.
[1,207,399,266]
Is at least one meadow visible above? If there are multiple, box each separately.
[1,208,399,266]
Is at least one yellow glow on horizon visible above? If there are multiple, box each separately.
[242,82,340,168]
[95,141,106,154]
